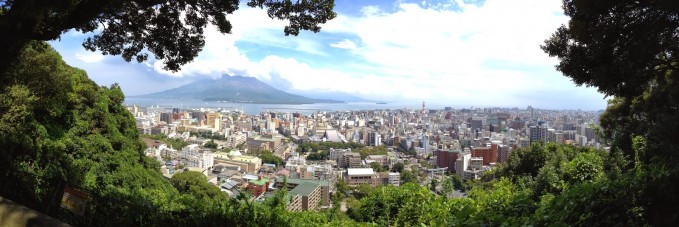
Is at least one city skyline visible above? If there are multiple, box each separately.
[50,0,608,110]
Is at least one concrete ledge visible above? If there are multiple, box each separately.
[0,196,70,227]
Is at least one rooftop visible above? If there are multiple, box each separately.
[289,182,320,197]
[284,178,330,187]
[253,136,276,142]
[347,168,375,176]
[250,178,269,186]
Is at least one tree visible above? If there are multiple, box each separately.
[400,170,418,185]
[369,162,385,172]
[541,0,679,166]
[502,142,549,178]
[204,139,218,149]
[391,162,404,173]
[353,184,374,200]
[429,178,438,192]
[306,150,329,160]
[441,176,454,195]
[0,0,337,74]
[170,171,225,200]
[236,142,245,150]
[451,175,464,191]
[141,134,189,150]
[543,3,679,224]
[335,180,350,199]
[347,184,449,226]
[358,145,388,158]
[258,150,283,166]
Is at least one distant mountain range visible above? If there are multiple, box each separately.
[136,75,345,104]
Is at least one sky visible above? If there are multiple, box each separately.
[50,0,608,110]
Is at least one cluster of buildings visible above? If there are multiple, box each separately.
[132,104,603,210]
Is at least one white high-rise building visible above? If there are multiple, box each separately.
[182,144,214,169]
[369,132,382,146]
[455,152,471,177]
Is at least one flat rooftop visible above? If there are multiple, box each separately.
[347,168,375,176]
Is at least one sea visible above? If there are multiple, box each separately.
[124,97,449,115]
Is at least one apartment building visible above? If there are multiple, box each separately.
[181,144,214,170]
[339,152,362,169]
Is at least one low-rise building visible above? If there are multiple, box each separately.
[246,177,270,197]
[213,150,262,173]
[366,155,389,168]
[388,172,400,186]
[463,169,484,181]
[345,168,378,187]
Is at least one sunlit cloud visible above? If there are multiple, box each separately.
[330,39,358,50]
[75,52,105,63]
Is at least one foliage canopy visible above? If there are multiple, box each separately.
[0,0,336,73]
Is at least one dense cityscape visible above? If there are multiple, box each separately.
[131,103,604,212]
[2,0,678,226]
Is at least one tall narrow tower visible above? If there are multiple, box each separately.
[421,101,426,114]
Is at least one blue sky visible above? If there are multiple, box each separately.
[50,0,608,110]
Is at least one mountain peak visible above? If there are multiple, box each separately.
[217,75,254,80]
[138,76,342,104]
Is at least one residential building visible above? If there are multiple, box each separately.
[366,155,389,168]
[471,145,497,165]
[206,113,222,130]
[246,140,269,154]
[388,172,400,186]
[181,144,214,170]
[529,125,548,144]
[276,178,331,209]
[434,149,461,173]
[470,157,483,170]
[329,148,351,162]
[340,152,362,169]
[247,134,283,154]
[497,144,511,163]
[455,152,471,176]
[462,169,484,181]
[227,132,247,148]
[369,131,382,146]
[287,182,323,211]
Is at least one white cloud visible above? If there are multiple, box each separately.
[150,0,606,109]
[329,39,358,50]
[75,52,104,63]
